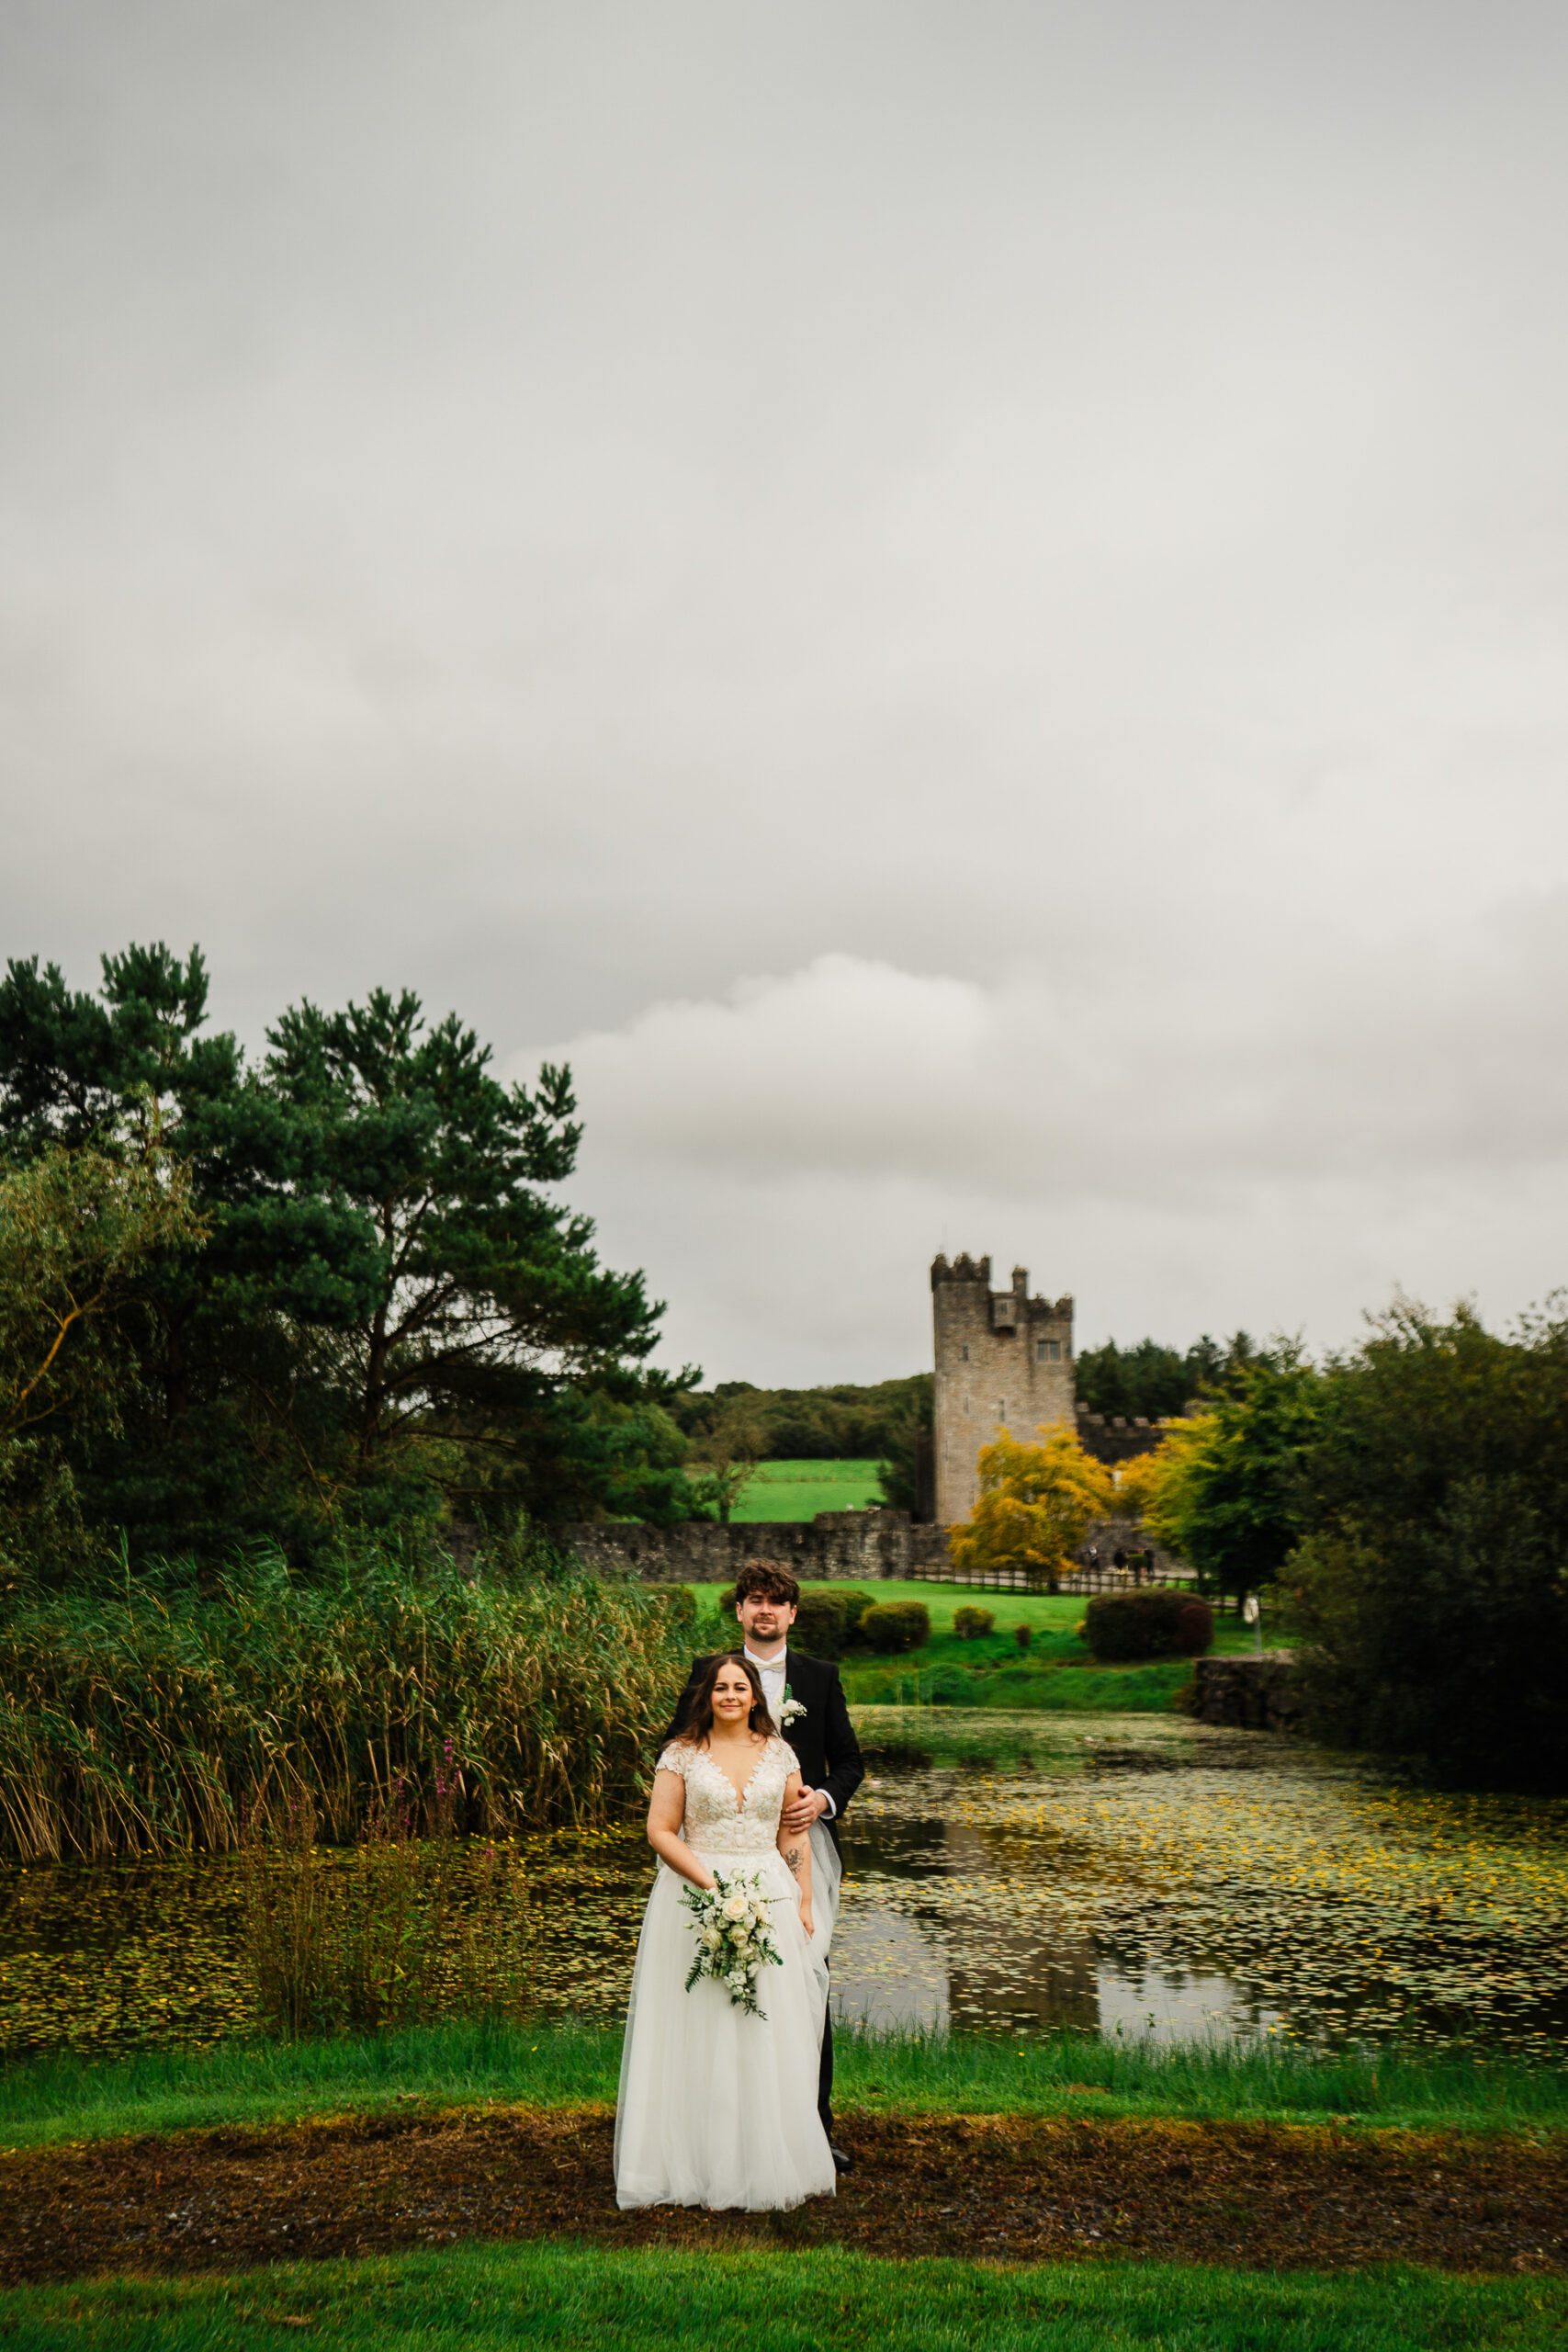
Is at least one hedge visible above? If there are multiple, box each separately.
[1079,1587,1213,1663]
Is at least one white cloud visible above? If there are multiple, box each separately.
[528,925,1568,1206]
[513,939,1568,1381]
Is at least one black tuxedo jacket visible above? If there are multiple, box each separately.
[663,1649,864,1840]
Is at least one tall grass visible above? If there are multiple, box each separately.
[240,1791,533,2037]
[0,1545,690,1860]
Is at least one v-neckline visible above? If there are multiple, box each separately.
[703,1738,770,1811]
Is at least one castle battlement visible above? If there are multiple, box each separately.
[930,1253,1076,1525]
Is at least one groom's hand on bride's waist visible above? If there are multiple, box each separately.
[782,1788,829,1833]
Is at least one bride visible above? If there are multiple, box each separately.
[615,1651,838,2211]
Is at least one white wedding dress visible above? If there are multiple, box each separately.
[615,1735,837,2211]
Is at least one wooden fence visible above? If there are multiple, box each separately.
[899,1558,1196,1597]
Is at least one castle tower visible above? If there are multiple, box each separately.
[931,1254,1075,1525]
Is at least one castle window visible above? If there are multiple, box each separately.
[961,1344,969,1361]
[1036,1339,1061,1363]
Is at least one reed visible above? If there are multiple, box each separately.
[240,1789,533,2036]
[0,1544,690,1860]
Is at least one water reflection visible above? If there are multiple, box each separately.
[1,1710,1562,2057]
[829,1762,1282,2042]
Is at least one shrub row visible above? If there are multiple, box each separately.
[711,1584,934,1657]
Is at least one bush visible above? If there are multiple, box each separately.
[953,1605,995,1640]
[838,1586,877,1643]
[1013,1623,1032,1651]
[791,1589,848,1658]
[861,1600,931,1655]
[1080,1587,1213,1663]
[1173,1599,1213,1653]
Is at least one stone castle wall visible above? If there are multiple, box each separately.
[560,1509,952,1585]
[931,1255,1074,1524]
[556,1505,1188,1588]
[1075,1408,1167,1464]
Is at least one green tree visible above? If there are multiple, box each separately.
[0,1129,208,1558]
[1138,1351,1322,1611]
[1075,1332,1266,1422]
[1292,1300,1568,1790]
[874,1374,933,1515]
[0,945,696,1560]
[685,1395,765,1523]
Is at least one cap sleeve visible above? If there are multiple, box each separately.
[656,1741,690,1777]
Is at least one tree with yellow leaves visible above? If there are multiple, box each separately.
[948,1421,1117,1592]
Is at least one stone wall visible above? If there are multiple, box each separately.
[558,1506,1190,1589]
[560,1509,952,1586]
[1075,1408,1166,1464]
[1191,1651,1300,1731]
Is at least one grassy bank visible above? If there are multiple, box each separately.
[688,1579,1258,1710]
[5,2020,1563,2151]
[4,2241,1562,2349]
[0,1550,689,1860]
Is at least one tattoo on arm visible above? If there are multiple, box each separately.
[784,1845,802,1877]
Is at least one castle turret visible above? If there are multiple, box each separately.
[931,1255,1074,1525]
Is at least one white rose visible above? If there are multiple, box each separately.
[721,1894,750,1923]
[702,1924,722,1950]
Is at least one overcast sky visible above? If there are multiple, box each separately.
[4,2,1567,1384]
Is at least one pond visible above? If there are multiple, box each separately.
[2,1712,1564,2060]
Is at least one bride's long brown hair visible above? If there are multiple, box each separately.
[674,1650,776,1745]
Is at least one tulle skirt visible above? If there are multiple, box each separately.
[614,1842,837,2211]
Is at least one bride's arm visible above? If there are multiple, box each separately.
[778,1770,815,1939]
[647,1765,716,1891]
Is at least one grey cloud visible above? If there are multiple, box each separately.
[3,4,1567,1374]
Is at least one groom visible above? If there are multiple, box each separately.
[664,1557,863,2168]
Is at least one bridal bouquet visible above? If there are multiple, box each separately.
[681,1870,783,2018]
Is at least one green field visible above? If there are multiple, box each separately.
[733,1458,885,1520]
[687,1577,1259,1710]
[5,2243,1562,2352]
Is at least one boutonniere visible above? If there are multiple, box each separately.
[779,1683,807,1729]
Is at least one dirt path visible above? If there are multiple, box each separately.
[4,2107,1562,2285]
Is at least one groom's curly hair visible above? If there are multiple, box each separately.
[674,1650,777,1746]
[733,1559,800,1607]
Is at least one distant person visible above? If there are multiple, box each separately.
[1113,1546,1127,1578]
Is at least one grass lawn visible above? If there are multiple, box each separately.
[6,2021,1563,2151]
[684,1578,1259,1711]
[3,2241,1562,2349]
[732,1458,886,1520]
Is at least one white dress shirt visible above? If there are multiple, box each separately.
[742,1643,836,1819]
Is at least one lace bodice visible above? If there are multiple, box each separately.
[657,1736,794,1859]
